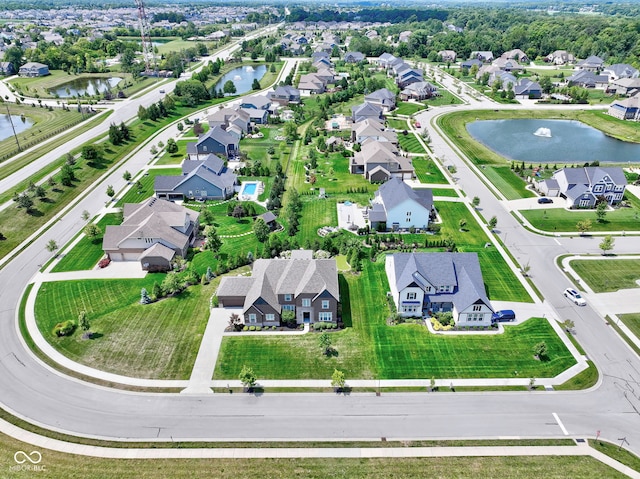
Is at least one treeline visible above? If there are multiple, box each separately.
[286,7,447,24]
[152,12,186,23]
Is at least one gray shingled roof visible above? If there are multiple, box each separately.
[374,178,433,213]
[139,242,176,261]
[352,102,383,120]
[241,94,271,109]
[365,88,395,102]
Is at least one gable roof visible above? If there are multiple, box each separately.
[374,177,433,213]
[514,78,541,95]
[352,102,383,120]
[240,94,271,109]
[365,88,396,103]
[154,157,236,194]
[197,125,238,148]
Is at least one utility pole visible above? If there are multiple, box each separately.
[5,104,21,152]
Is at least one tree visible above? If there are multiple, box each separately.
[60,164,75,186]
[78,310,90,334]
[239,365,257,390]
[472,196,480,208]
[223,80,237,95]
[140,288,151,304]
[281,309,296,327]
[283,121,298,142]
[458,218,467,231]
[81,145,100,162]
[137,105,148,121]
[599,235,615,255]
[206,266,214,281]
[15,193,33,211]
[253,217,270,243]
[109,123,123,145]
[166,138,178,154]
[252,78,261,90]
[232,204,245,219]
[123,170,132,182]
[488,216,498,231]
[319,331,332,356]
[46,239,58,253]
[228,313,242,331]
[34,185,46,198]
[331,369,346,391]
[81,210,90,221]
[576,219,592,235]
[204,226,222,254]
[561,319,575,333]
[533,341,547,359]
[83,223,101,241]
[106,185,115,199]
[161,271,183,295]
[596,201,607,223]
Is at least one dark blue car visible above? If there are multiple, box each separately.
[491,310,516,322]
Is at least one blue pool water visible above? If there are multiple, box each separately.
[242,183,257,195]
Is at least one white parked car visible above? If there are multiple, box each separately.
[564,288,586,306]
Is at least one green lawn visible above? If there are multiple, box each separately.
[155,140,189,165]
[482,166,535,200]
[618,313,640,340]
[10,71,133,100]
[34,276,217,379]
[520,207,640,233]
[570,259,640,293]
[386,118,408,130]
[589,440,640,474]
[394,101,426,116]
[426,88,464,106]
[52,214,121,272]
[214,261,571,380]
[116,168,182,206]
[206,200,267,236]
[0,104,84,162]
[0,429,627,479]
[398,132,427,154]
[431,188,459,197]
[412,157,449,184]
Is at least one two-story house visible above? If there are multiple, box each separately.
[351,102,384,123]
[268,85,301,105]
[18,62,49,77]
[385,252,494,326]
[537,167,627,207]
[350,141,414,182]
[216,250,339,326]
[186,125,239,159]
[351,119,398,145]
[102,198,199,271]
[364,88,396,113]
[368,178,434,231]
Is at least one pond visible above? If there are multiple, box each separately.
[466,119,640,164]
[48,77,123,98]
[0,114,34,142]
[213,65,267,96]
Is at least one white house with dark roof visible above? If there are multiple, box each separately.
[350,141,414,182]
[18,62,49,77]
[546,50,575,65]
[567,70,608,89]
[603,64,639,82]
[368,178,433,231]
[154,155,236,201]
[385,252,494,325]
[514,78,542,99]
[470,51,494,63]
[102,198,199,270]
[537,167,627,207]
[400,81,438,101]
[216,250,339,326]
[577,55,605,72]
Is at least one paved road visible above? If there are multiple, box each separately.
[0,63,639,455]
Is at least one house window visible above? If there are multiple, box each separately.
[284,294,292,302]
[606,184,612,191]
[282,305,295,311]
[593,185,603,193]
[407,292,417,300]
[265,313,275,322]
[203,146,207,152]
[302,298,311,307]
[318,312,333,322]
[248,314,257,323]
[473,305,482,312]
[321,300,330,309]
[579,199,590,207]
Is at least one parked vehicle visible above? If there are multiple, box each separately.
[491,310,516,322]
[537,197,553,204]
[563,288,586,306]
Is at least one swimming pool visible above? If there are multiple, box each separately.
[242,183,257,195]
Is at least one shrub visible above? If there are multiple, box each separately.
[98,258,111,268]
[255,326,262,331]
[271,325,277,330]
[53,320,76,337]
[243,326,249,331]
[249,325,256,331]
[330,323,337,329]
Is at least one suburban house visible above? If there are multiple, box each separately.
[368,178,433,231]
[208,107,250,134]
[608,95,640,120]
[438,50,457,62]
[240,94,271,111]
[501,48,529,63]
[186,126,239,159]
[344,51,365,63]
[567,70,608,89]
[603,63,639,82]
[398,31,412,43]
[268,85,301,105]
[491,57,524,72]
[0,61,15,75]
[258,211,278,231]
[364,88,396,112]
[400,81,438,101]
[537,167,627,207]
[351,102,384,123]
[154,155,237,201]
[470,51,494,62]
[351,119,398,145]
[102,198,199,271]
[514,78,542,99]
[298,71,333,96]
[18,62,49,77]
[607,78,640,96]
[460,59,483,70]
[396,66,424,88]
[375,53,399,69]
[350,140,414,182]
[545,50,575,65]
[385,252,494,326]
[577,55,605,72]
[216,250,339,326]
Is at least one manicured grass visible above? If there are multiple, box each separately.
[394,101,426,116]
[426,88,464,106]
[589,439,640,473]
[116,168,182,206]
[52,213,121,272]
[520,207,640,233]
[155,139,189,165]
[473,247,532,302]
[618,313,640,341]
[0,104,84,161]
[397,132,426,154]
[555,361,598,390]
[570,258,640,293]
[206,200,267,236]
[386,118,408,130]
[482,165,535,200]
[436,201,489,247]
[241,125,284,166]
[34,275,216,379]
[0,429,626,479]
[431,188,459,197]
[412,157,449,184]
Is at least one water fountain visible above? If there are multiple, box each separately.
[534,127,552,138]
